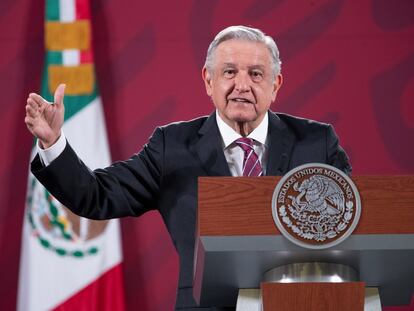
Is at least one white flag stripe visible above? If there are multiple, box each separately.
[59,0,76,22]
[62,49,80,67]
[80,217,89,241]
[63,97,111,169]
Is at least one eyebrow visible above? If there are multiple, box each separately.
[221,63,266,71]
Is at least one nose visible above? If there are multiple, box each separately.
[234,72,251,93]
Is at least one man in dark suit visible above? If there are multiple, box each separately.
[25,26,350,310]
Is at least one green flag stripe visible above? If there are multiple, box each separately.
[46,0,60,21]
[46,51,63,65]
[64,89,99,121]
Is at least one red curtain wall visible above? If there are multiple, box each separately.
[1,0,413,310]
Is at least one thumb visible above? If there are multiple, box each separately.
[54,83,66,105]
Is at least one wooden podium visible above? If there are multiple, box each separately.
[193,176,414,309]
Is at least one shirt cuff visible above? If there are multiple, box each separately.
[37,132,67,166]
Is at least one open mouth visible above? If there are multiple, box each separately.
[228,98,254,104]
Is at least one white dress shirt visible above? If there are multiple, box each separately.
[37,131,67,166]
[38,112,269,175]
[216,111,268,176]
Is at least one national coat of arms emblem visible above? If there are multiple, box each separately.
[272,163,361,249]
[26,174,108,257]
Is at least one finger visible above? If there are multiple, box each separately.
[47,104,55,112]
[54,83,66,105]
[25,104,38,118]
[27,98,40,110]
[29,93,48,107]
[27,98,47,116]
[25,115,35,127]
[26,103,43,117]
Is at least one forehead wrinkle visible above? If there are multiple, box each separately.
[249,64,266,71]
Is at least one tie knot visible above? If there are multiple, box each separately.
[235,137,254,152]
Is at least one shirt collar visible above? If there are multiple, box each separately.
[216,110,269,148]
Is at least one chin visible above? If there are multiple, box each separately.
[228,113,256,123]
[226,106,255,119]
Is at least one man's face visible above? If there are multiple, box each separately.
[202,39,282,132]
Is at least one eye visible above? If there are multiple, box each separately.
[250,70,264,81]
[223,69,236,78]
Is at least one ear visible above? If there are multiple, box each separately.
[202,66,213,97]
[271,74,283,102]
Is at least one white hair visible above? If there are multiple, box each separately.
[204,25,282,76]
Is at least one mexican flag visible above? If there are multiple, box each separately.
[18,0,125,310]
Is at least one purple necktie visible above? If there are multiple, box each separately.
[235,137,263,177]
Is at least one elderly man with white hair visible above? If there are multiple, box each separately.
[25,25,351,310]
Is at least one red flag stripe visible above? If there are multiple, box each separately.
[52,264,126,311]
[75,0,90,20]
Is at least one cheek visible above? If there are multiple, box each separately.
[212,88,227,103]
[257,86,275,101]
[215,80,233,96]
[211,90,226,110]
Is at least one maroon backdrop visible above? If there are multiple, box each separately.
[1,0,413,310]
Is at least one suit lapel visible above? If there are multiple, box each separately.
[191,111,295,176]
[266,112,296,176]
[191,113,231,176]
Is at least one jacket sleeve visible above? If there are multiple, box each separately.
[326,125,352,176]
[31,127,164,220]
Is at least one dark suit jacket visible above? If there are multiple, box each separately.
[31,111,351,310]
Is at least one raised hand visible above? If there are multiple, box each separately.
[25,84,66,149]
